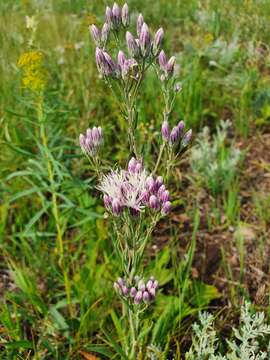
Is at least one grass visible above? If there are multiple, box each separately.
[1,0,270,358]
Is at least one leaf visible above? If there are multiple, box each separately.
[191,281,221,307]
[78,350,99,360]
[84,345,114,358]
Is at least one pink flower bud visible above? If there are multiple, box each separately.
[122,285,129,296]
[128,157,137,173]
[95,47,105,73]
[153,27,164,55]
[170,126,180,144]
[149,195,159,210]
[112,2,121,29]
[138,280,146,291]
[101,22,110,44]
[161,120,170,141]
[155,176,163,190]
[134,290,143,304]
[146,176,155,192]
[158,185,166,196]
[166,56,176,74]
[139,23,151,56]
[143,291,151,303]
[160,190,170,203]
[161,201,171,215]
[141,190,150,203]
[90,25,100,46]
[130,287,137,297]
[105,6,112,25]
[121,3,129,27]
[118,50,126,67]
[126,31,139,58]
[117,277,125,286]
[182,129,192,146]
[158,50,167,71]
[137,14,144,36]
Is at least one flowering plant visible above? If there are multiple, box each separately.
[80,2,192,357]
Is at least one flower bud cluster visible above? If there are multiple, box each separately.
[161,120,192,147]
[90,4,170,81]
[98,157,171,217]
[90,3,130,48]
[114,276,159,305]
[79,126,103,156]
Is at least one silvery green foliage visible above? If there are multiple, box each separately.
[187,302,270,360]
[226,302,270,360]
[186,312,225,360]
[190,120,241,195]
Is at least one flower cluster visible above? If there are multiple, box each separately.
[114,276,158,305]
[98,157,171,216]
[79,126,103,156]
[17,51,47,91]
[161,120,192,147]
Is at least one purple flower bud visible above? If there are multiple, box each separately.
[146,280,153,290]
[161,201,171,215]
[138,280,146,292]
[149,195,159,210]
[104,194,111,209]
[139,23,151,56]
[153,27,164,55]
[128,157,137,173]
[130,287,137,297]
[101,22,110,44]
[182,129,192,146]
[122,285,129,296]
[137,14,144,36]
[158,50,167,71]
[156,176,163,189]
[90,25,101,46]
[117,277,125,286]
[118,50,126,67]
[112,198,122,216]
[177,120,185,136]
[95,47,105,73]
[105,6,113,25]
[158,184,166,196]
[103,51,116,72]
[112,2,121,29]
[141,190,150,203]
[153,280,159,289]
[148,287,156,298]
[135,162,142,173]
[121,3,129,27]
[92,126,100,144]
[160,190,170,203]
[166,56,176,74]
[126,31,139,58]
[170,126,180,144]
[161,120,170,141]
[143,291,151,303]
[134,290,143,305]
[146,176,155,192]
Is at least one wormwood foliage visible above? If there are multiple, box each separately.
[190,120,242,196]
[187,302,270,360]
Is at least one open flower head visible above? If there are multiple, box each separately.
[98,158,171,216]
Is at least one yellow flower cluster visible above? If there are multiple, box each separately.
[17,51,47,91]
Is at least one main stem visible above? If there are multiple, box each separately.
[37,96,73,317]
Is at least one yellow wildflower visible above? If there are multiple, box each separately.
[17,51,47,91]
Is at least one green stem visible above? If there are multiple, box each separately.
[37,96,73,317]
